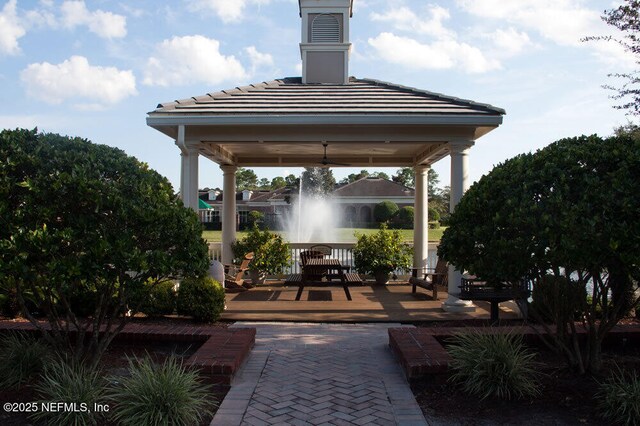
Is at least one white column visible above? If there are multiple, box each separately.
[221,165,237,265]
[442,141,476,313]
[413,165,429,270]
[176,126,199,211]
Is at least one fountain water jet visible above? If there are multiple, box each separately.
[280,175,341,243]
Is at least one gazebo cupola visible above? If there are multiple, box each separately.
[299,0,353,84]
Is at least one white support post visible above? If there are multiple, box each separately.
[442,141,476,313]
[176,125,199,211]
[221,165,237,265]
[413,165,429,271]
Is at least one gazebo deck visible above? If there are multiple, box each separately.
[222,281,521,322]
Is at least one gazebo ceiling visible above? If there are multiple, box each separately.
[147,77,505,167]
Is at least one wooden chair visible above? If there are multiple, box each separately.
[409,258,448,300]
[224,252,254,293]
[299,250,326,281]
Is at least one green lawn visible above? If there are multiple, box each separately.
[202,227,444,243]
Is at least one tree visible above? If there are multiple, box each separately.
[374,201,399,223]
[584,0,640,115]
[270,176,287,189]
[284,174,298,187]
[258,178,270,189]
[0,129,209,367]
[301,167,335,196]
[438,134,640,374]
[392,167,414,188]
[339,169,369,184]
[236,167,259,190]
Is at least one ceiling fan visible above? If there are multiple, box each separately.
[318,142,350,167]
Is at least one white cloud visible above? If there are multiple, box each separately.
[370,5,454,39]
[0,0,26,55]
[245,46,274,74]
[368,32,500,74]
[20,56,137,107]
[60,0,126,39]
[487,27,534,57]
[456,0,600,47]
[143,35,247,87]
[187,0,271,23]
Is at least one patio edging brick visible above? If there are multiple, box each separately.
[389,323,640,382]
[0,320,255,385]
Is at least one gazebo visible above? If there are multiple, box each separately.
[146,0,505,313]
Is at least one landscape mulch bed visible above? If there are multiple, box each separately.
[412,318,640,425]
[0,316,233,426]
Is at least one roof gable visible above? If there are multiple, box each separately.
[333,177,414,197]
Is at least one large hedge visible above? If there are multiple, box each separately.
[374,201,399,223]
[438,134,640,373]
[0,129,209,366]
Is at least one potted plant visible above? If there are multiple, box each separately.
[353,225,413,285]
[231,225,291,285]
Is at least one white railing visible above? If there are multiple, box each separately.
[208,242,439,278]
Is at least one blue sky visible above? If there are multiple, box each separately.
[0,0,634,190]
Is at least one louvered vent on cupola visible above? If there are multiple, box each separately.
[299,0,353,84]
[311,14,341,43]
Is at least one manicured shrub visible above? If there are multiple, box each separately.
[596,367,640,426]
[373,201,399,223]
[530,275,586,323]
[176,277,225,323]
[107,356,214,426]
[0,332,51,389]
[428,207,440,222]
[140,280,177,317]
[448,330,541,400]
[394,206,414,229]
[31,359,107,426]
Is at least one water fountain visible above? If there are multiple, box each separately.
[280,172,340,243]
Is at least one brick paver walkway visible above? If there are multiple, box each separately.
[211,322,427,426]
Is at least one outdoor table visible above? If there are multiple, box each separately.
[297,258,352,301]
[459,276,531,322]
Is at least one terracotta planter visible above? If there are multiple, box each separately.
[374,271,391,285]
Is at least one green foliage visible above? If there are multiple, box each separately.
[31,359,107,426]
[231,226,291,275]
[428,207,440,222]
[107,356,214,426]
[236,167,259,190]
[439,134,640,373]
[596,366,640,426]
[176,277,225,323]
[394,206,414,229]
[0,332,52,389]
[374,201,399,223]
[530,275,586,324]
[301,167,335,196]
[448,330,541,400]
[353,226,413,275]
[0,129,209,366]
[248,210,265,229]
[140,280,176,317]
[270,176,287,189]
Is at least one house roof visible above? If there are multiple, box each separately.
[334,177,414,197]
[147,77,505,168]
[151,77,504,118]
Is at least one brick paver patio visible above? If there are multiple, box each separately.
[211,322,427,426]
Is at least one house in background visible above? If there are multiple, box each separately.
[198,176,414,229]
[334,177,413,227]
